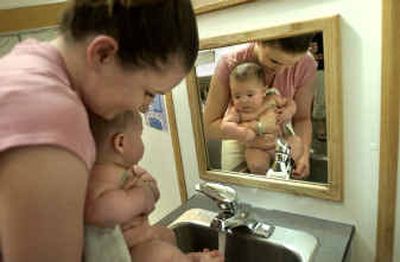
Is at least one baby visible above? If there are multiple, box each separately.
[85,110,223,262]
[221,62,303,175]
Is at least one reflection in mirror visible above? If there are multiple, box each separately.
[196,32,327,183]
[186,16,342,201]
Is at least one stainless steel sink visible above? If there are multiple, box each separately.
[168,208,318,262]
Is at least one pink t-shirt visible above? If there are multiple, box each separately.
[0,39,95,169]
[215,43,317,99]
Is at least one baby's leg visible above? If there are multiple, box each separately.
[286,135,304,161]
[245,148,271,175]
[131,240,223,262]
[150,224,177,245]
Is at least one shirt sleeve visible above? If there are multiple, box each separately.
[294,53,318,90]
[0,85,95,169]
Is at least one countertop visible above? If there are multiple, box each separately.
[158,194,355,262]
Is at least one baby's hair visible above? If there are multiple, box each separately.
[89,110,141,148]
[230,62,266,86]
[60,0,199,71]
[262,33,315,54]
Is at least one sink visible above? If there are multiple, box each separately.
[172,222,301,262]
[168,208,318,262]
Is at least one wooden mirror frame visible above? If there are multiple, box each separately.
[191,0,254,15]
[185,16,343,201]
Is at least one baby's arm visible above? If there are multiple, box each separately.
[221,105,256,142]
[125,165,160,202]
[85,182,156,228]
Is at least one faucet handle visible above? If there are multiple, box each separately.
[195,182,238,212]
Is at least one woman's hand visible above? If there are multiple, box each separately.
[276,98,297,125]
[292,153,310,179]
[258,110,279,134]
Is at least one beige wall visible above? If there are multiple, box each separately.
[173,0,382,261]
[0,0,65,10]
[140,123,183,224]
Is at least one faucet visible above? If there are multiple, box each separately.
[266,137,295,180]
[195,182,274,238]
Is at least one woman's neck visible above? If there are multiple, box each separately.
[50,36,85,96]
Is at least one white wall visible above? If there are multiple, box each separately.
[0,0,65,9]
[140,115,183,224]
[173,0,382,261]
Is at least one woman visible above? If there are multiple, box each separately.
[203,34,316,178]
[0,0,198,261]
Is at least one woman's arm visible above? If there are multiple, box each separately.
[0,146,89,262]
[292,75,316,178]
[203,75,232,140]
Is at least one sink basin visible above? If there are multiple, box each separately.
[172,222,301,262]
[168,208,318,262]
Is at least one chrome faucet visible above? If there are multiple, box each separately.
[266,137,295,180]
[195,182,274,238]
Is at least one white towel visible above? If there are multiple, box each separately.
[84,225,131,262]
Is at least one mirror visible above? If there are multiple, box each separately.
[186,16,343,201]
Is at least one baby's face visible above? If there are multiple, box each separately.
[121,115,144,166]
[230,78,266,113]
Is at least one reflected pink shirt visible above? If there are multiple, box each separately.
[0,39,95,169]
[215,43,317,99]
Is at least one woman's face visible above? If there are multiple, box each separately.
[254,43,305,73]
[83,55,186,120]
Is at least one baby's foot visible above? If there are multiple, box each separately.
[188,249,224,262]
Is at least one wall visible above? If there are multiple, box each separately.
[140,124,183,224]
[173,0,382,261]
[0,0,65,9]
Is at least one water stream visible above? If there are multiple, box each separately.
[218,231,227,258]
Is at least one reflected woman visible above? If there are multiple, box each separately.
[203,34,317,178]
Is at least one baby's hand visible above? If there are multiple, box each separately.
[141,186,157,214]
[122,171,140,190]
[133,165,160,202]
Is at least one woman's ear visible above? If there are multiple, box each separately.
[86,35,119,70]
[112,133,125,155]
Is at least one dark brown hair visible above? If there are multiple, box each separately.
[262,33,315,54]
[230,62,266,86]
[60,0,199,71]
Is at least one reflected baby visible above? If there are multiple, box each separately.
[221,62,303,175]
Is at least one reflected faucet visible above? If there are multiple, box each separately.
[195,182,274,238]
[266,137,295,180]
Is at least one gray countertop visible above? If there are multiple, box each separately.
[158,194,355,262]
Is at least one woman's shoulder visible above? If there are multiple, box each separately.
[219,43,256,69]
[0,40,95,169]
[295,52,318,71]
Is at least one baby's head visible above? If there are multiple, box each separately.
[90,110,144,168]
[229,62,267,113]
